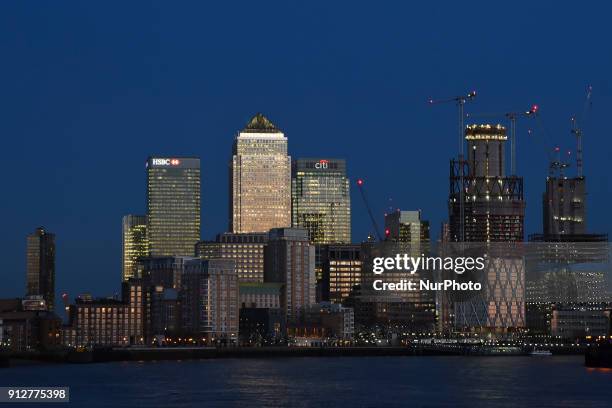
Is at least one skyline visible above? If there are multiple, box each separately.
[2,1,612,300]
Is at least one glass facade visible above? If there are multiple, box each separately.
[122,215,148,281]
[230,114,291,233]
[292,158,351,244]
[146,157,201,257]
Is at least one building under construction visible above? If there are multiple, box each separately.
[446,124,526,332]
[448,124,525,242]
[526,148,610,335]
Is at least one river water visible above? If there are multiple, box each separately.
[1,355,611,407]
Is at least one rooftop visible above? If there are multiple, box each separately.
[242,113,280,133]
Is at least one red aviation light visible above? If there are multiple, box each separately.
[357,179,364,186]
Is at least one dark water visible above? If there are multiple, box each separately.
[1,356,611,407]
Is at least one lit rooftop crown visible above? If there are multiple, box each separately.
[465,123,507,141]
[243,113,280,133]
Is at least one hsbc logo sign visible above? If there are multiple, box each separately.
[315,159,328,169]
[152,158,181,166]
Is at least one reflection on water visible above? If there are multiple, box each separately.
[1,356,611,407]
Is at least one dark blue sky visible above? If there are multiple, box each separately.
[1,1,611,300]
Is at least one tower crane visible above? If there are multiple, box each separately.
[428,90,477,242]
[570,85,593,178]
[356,178,383,241]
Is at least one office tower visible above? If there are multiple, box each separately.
[122,215,148,281]
[291,158,351,244]
[319,244,362,304]
[447,124,526,331]
[137,256,197,289]
[26,227,55,311]
[146,157,201,257]
[384,210,430,250]
[264,228,316,322]
[180,259,239,344]
[196,232,267,283]
[230,113,291,233]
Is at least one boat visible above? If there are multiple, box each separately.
[529,349,552,356]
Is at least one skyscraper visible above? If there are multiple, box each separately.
[291,158,351,244]
[26,227,55,311]
[122,215,148,281]
[449,124,525,242]
[448,124,526,331]
[230,114,291,233]
[146,157,200,257]
[384,210,430,252]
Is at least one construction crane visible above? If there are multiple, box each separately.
[428,90,477,242]
[570,85,593,177]
[548,146,571,177]
[465,105,538,175]
[356,178,383,241]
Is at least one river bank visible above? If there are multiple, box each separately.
[0,344,586,367]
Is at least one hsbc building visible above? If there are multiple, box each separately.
[146,157,201,257]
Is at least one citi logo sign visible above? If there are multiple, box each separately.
[152,158,180,166]
[315,159,329,169]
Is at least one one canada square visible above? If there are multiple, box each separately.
[230,114,291,233]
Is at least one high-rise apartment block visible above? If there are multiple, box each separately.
[180,259,239,344]
[26,227,55,311]
[264,228,316,322]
